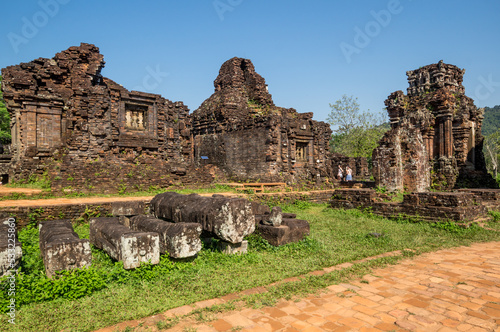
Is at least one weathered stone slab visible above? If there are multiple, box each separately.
[112,201,146,216]
[89,217,159,269]
[257,218,310,246]
[125,215,202,259]
[0,219,22,277]
[151,192,255,244]
[39,219,91,278]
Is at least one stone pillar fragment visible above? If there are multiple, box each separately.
[150,192,255,244]
[89,217,159,269]
[39,220,91,278]
[125,215,202,259]
[0,221,22,277]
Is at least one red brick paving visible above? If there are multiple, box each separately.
[95,241,500,331]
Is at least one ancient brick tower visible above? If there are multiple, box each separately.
[191,57,334,182]
[372,61,497,192]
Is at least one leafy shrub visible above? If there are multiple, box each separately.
[430,221,467,234]
[489,210,500,222]
[293,200,312,210]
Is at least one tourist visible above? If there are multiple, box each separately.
[345,166,352,181]
[337,166,343,181]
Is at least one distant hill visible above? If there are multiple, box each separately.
[482,105,500,136]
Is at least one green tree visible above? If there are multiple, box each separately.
[327,95,388,158]
[0,76,11,144]
[482,105,500,136]
[484,129,500,179]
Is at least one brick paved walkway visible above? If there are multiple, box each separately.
[97,241,500,332]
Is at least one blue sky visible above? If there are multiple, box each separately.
[1,0,499,123]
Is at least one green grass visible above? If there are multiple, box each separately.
[1,204,500,332]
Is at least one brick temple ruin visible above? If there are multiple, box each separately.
[372,61,497,192]
[192,57,333,181]
[0,43,365,192]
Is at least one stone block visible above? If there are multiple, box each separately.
[0,220,22,277]
[151,192,255,244]
[126,215,202,259]
[218,240,248,254]
[251,201,270,215]
[89,217,159,269]
[257,218,310,246]
[282,218,310,241]
[39,219,91,278]
[112,201,146,216]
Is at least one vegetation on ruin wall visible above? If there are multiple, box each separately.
[1,204,500,332]
[328,95,389,160]
[0,76,11,145]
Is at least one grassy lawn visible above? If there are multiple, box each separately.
[1,203,500,332]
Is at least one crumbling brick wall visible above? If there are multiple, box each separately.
[372,61,497,192]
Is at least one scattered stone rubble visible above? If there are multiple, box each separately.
[372,61,497,192]
[89,217,160,269]
[32,192,312,274]
[38,219,92,278]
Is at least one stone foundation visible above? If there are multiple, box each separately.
[330,189,487,222]
[257,218,310,246]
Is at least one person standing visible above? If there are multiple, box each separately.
[345,166,352,181]
[337,166,343,181]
